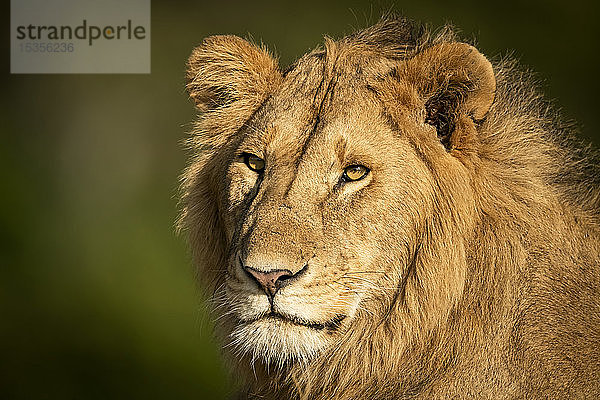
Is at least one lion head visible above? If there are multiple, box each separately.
[180,17,600,400]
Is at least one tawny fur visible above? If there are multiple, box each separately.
[179,17,600,399]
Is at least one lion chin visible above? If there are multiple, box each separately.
[226,285,352,365]
[228,315,340,365]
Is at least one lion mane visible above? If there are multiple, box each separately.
[179,17,600,399]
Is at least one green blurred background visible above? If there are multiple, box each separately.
[1,0,598,399]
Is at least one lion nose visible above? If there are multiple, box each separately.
[243,266,294,298]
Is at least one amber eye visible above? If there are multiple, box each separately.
[243,153,265,173]
[342,165,370,182]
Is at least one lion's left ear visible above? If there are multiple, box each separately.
[406,42,496,149]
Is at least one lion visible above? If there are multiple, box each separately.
[179,17,600,399]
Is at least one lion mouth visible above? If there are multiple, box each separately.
[244,312,346,331]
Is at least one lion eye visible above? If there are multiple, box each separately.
[243,153,265,173]
[342,165,369,182]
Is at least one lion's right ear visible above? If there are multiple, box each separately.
[186,35,281,112]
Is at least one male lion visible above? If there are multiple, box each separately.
[179,17,600,399]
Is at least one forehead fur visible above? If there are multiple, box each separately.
[240,19,429,153]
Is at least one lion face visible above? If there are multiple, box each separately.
[183,33,495,367]
[220,71,435,363]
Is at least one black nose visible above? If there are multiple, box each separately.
[243,266,294,297]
